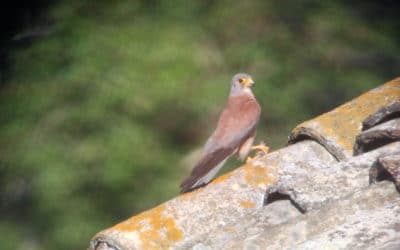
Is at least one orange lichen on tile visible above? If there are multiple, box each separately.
[212,170,235,184]
[111,204,183,249]
[243,163,277,188]
[178,190,198,200]
[239,200,256,208]
[293,78,400,153]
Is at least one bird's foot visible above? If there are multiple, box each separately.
[246,142,269,163]
[251,142,270,155]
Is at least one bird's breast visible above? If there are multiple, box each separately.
[213,93,260,141]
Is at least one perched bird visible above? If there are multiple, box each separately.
[180,73,268,193]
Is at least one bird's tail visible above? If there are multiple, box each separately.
[180,148,232,193]
[180,176,206,193]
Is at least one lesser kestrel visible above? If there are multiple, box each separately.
[180,73,268,193]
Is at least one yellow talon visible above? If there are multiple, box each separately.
[251,144,270,154]
[246,143,269,163]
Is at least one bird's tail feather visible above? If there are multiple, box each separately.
[180,148,232,193]
[180,176,206,193]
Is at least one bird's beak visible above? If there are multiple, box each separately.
[243,78,255,87]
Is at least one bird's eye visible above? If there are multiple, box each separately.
[238,78,243,83]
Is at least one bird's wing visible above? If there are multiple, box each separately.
[180,94,260,193]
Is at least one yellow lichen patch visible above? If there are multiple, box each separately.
[292,78,400,154]
[111,204,183,249]
[164,217,183,243]
[178,187,202,200]
[212,170,235,184]
[243,163,277,188]
[239,200,256,208]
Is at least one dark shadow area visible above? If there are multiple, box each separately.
[370,158,399,194]
[369,161,395,184]
[264,192,306,214]
[358,137,400,155]
[362,112,400,131]
[0,1,53,85]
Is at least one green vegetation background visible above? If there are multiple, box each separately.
[0,1,399,249]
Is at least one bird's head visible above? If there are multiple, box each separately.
[230,73,255,95]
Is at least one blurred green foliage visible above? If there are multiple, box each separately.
[0,0,399,249]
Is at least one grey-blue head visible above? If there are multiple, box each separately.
[230,73,255,96]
